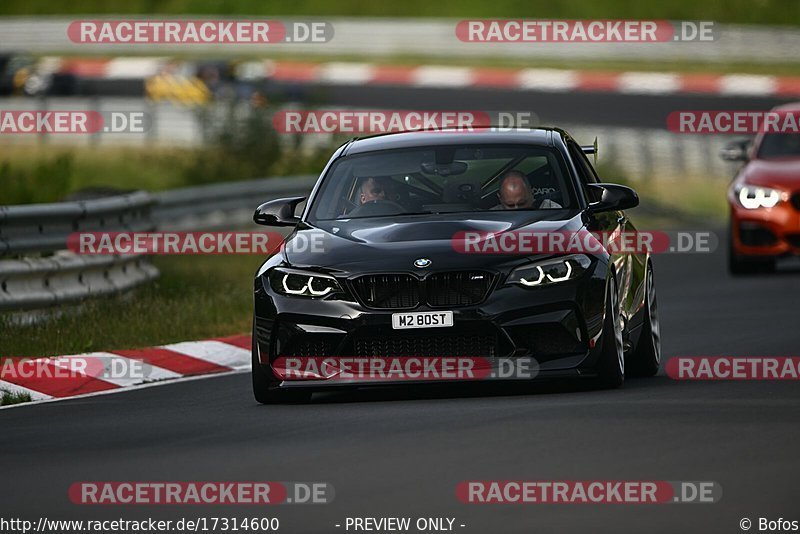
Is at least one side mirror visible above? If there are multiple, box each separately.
[586,183,639,213]
[720,139,750,162]
[253,196,306,227]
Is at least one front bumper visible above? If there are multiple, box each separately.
[730,197,800,257]
[254,264,608,389]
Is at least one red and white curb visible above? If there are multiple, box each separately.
[267,61,800,97]
[0,334,250,408]
[45,57,800,97]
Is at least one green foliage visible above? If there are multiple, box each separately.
[0,389,32,406]
[594,161,632,187]
[0,153,73,204]
[0,108,332,205]
[186,104,284,184]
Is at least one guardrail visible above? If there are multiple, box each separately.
[0,254,159,312]
[153,175,317,230]
[0,175,316,313]
[0,191,155,256]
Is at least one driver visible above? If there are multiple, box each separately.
[359,177,386,204]
[496,170,562,210]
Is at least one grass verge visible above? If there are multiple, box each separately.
[0,389,33,406]
[595,160,729,225]
[0,143,330,205]
[628,174,728,227]
[0,146,194,204]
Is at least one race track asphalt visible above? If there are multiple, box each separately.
[271,82,795,128]
[2,236,800,534]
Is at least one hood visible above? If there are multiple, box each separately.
[283,211,583,273]
[742,158,800,190]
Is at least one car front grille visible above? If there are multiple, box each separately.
[426,271,494,307]
[350,274,419,309]
[350,271,494,310]
[354,332,498,358]
[738,222,778,247]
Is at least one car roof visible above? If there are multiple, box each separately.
[342,128,565,155]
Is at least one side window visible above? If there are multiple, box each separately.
[567,141,601,202]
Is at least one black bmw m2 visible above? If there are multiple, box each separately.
[251,128,661,403]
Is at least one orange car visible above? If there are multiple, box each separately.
[723,103,800,274]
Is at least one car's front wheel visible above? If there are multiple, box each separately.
[252,322,312,405]
[597,275,624,388]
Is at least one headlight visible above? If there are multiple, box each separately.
[268,268,343,298]
[735,184,782,209]
[508,254,591,287]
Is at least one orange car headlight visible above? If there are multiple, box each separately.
[734,184,782,210]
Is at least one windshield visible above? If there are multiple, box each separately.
[308,144,575,221]
[757,133,800,159]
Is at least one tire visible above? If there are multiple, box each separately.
[629,263,661,377]
[728,229,776,275]
[597,275,625,388]
[252,322,312,405]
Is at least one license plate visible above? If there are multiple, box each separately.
[392,311,454,330]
